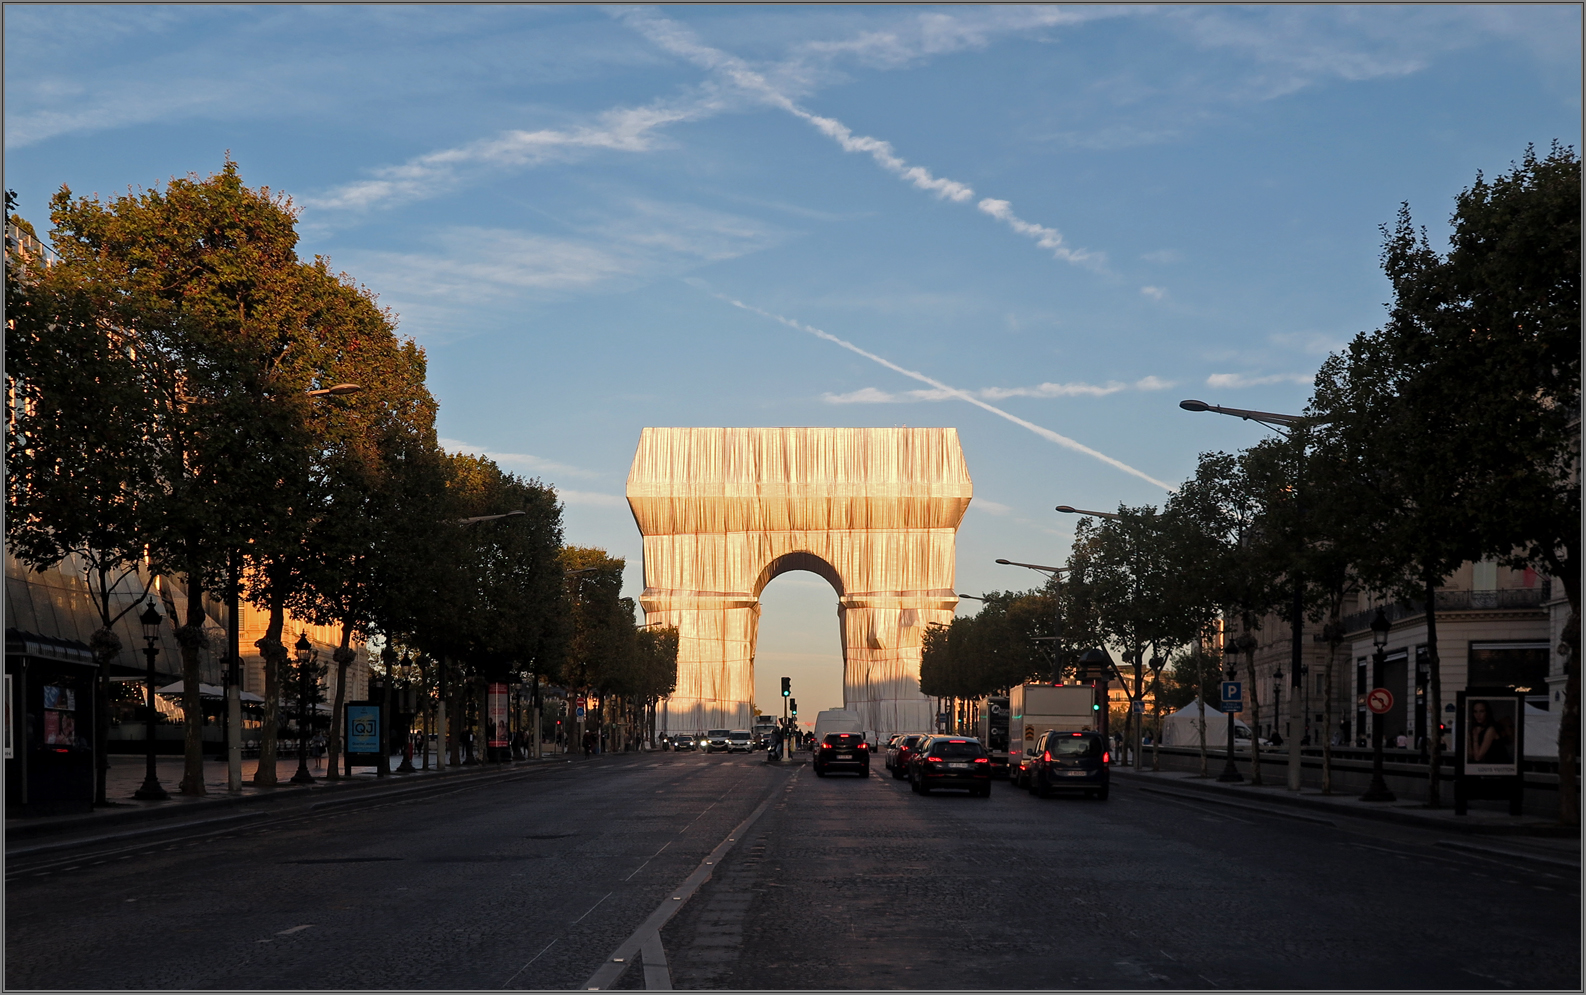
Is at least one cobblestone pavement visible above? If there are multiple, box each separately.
[5,752,1579,990]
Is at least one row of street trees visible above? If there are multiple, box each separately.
[5,162,676,800]
[921,144,1579,821]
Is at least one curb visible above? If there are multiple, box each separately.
[5,757,566,855]
[1113,769,1576,838]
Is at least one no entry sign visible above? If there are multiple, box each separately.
[1366,688,1395,715]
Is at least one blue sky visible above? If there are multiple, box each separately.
[7,5,1579,719]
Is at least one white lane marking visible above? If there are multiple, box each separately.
[502,937,559,988]
[572,891,613,924]
[277,924,314,935]
[580,769,798,991]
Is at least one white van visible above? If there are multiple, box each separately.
[812,709,863,747]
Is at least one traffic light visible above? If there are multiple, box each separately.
[781,676,791,697]
[790,698,798,717]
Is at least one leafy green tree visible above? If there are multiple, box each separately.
[45,162,314,795]
[5,212,159,804]
[285,262,440,778]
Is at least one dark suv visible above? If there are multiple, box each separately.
[1027,730,1110,800]
[886,734,925,779]
[908,736,991,796]
[814,732,870,776]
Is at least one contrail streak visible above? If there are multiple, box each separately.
[712,292,1176,492]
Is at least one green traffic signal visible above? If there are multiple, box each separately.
[780,676,791,696]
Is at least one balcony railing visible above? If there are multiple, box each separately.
[1341,583,1553,635]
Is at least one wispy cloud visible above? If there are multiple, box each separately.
[334,203,785,334]
[1139,285,1166,301]
[557,489,628,508]
[619,8,1105,267]
[969,499,1013,516]
[1205,372,1315,389]
[307,100,721,211]
[825,376,1173,404]
[439,437,599,479]
[1267,330,1347,356]
[710,290,1174,491]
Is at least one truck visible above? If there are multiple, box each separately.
[977,695,1011,778]
[1009,684,1101,788]
[752,714,778,747]
[812,708,864,749]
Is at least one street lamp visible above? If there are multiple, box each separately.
[1054,505,1121,520]
[304,383,363,398]
[1180,397,1314,793]
[396,652,416,773]
[290,633,316,785]
[134,601,170,801]
[995,559,1069,682]
[1360,609,1397,802]
[456,510,527,525]
[1177,399,1305,436]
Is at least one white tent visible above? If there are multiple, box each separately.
[1160,698,1253,747]
[1523,703,1559,758]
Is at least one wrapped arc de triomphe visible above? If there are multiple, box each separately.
[625,427,972,739]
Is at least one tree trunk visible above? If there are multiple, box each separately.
[1196,650,1208,777]
[176,579,208,795]
[1247,643,1262,786]
[325,623,355,780]
[89,622,122,806]
[1424,573,1443,808]
[252,595,287,786]
[1322,620,1339,795]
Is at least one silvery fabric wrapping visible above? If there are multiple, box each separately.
[626,427,972,738]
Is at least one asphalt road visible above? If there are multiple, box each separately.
[5,751,1579,990]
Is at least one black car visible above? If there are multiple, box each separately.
[813,732,870,776]
[908,736,991,796]
[886,733,926,779]
[1027,730,1109,800]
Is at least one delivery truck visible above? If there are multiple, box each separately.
[1009,684,1101,788]
[977,695,1011,777]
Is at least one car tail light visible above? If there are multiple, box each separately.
[1103,751,1111,764]
[858,743,868,750]
[1042,750,1051,762]
[973,757,989,764]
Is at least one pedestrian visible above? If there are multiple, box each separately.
[1395,731,1408,750]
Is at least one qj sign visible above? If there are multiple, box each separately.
[347,705,381,754]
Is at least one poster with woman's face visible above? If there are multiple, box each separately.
[1464,697,1519,776]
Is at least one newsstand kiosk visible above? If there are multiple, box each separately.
[5,629,98,816]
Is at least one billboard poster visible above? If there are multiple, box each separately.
[346,704,380,755]
[488,682,509,748]
[1463,696,1519,777]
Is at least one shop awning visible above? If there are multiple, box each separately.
[156,681,265,703]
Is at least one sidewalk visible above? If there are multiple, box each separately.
[1112,767,1581,859]
[7,750,565,850]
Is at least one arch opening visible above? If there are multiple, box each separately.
[753,551,845,600]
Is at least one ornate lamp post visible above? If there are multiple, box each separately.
[396,652,416,773]
[134,601,170,801]
[1360,609,1397,802]
[290,633,317,785]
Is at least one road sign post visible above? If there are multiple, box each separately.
[1361,678,1397,802]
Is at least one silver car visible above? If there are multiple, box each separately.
[727,730,753,753]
